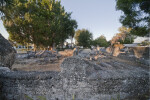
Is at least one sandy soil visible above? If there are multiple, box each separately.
[12,50,148,72]
[12,58,64,72]
[12,50,75,72]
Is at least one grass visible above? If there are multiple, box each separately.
[37,96,46,100]
[24,95,46,100]
[111,94,120,100]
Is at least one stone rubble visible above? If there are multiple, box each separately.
[16,50,63,65]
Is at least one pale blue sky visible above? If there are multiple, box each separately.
[61,0,122,41]
[0,0,123,41]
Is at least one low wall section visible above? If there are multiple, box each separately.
[0,57,149,100]
[0,68,62,100]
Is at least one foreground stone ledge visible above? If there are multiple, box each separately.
[60,57,149,99]
[0,57,149,100]
[0,70,59,80]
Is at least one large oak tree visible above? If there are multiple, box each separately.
[1,0,77,50]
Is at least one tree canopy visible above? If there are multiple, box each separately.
[75,29,93,48]
[92,35,109,47]
[116,0,150,36]
[1,0,77,50]
[111,26,135,44]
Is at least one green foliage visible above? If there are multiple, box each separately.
[24,95,46,100]
[138,40,150,46]
[24,94,33,100]
[118,36,134,44]
[111,26,135,44]
[75,29,93,47]
[37,96,46,100]
[72,94,75,100]
[0,0,12,13]
[111,94,120,100]
[1,0,77,49]
[92,35,109,47]
[116,0,150,36]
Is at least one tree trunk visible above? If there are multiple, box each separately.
[71,37,73,48]
[33,44,37,53]
[49,46,53,50]
[27,43,29,51]
[52,43,56,51]
[61,42,63,49]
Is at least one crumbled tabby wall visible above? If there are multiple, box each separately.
[118,47,150,65]
[131,47,149,58]
[0,57,149,100]
[0,68,62,100]
[60,57,149,100]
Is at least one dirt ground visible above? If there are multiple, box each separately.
[12,50,74,72]
[97,56,148,69]
[12,57,65,72]
[12,50,149,72]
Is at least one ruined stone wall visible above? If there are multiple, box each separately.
[0,57,149,100]
[132,47,149,59]
[118,47,150,65]
[60,57,149,100]
[0,67,63,100]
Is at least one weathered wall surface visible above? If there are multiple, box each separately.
[0,67,62,100]
[0,34,16,69]
[131,47,149,59]
[0,57,149,100]
[118,47,150,65]
[60,57,149,100]
[106,46,149,59]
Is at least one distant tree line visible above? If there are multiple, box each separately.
[75,29,109,48]
[74,27,136,48]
